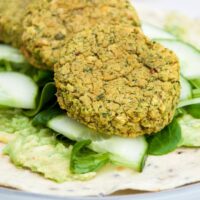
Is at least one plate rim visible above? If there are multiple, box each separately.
[0,182,200,200]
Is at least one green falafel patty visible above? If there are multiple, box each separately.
[21,0,140,70]
[55,25,180,137]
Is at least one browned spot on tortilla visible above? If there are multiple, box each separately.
[116,166,126,171]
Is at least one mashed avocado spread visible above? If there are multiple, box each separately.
[0,109,29,134]
[0,109,95,182]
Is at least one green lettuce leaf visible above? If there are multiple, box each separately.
[70,140,109,174]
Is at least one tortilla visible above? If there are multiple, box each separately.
[0,142,200,197]
[0,2,200,198]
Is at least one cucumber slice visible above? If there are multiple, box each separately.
[180,76,192,101]
[178,115,200,147]
[142,22,176,40]
[156,39,200,79]
[178,97,200,108]
[48,115,148,171]
[0,72,38,109]
[0,44,25,63]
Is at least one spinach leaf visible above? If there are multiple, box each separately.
[185,104,200,118]
[70,140,109,174]
[31,70,53,86]
[175,108,187,117]
[25,82,57,117]
[32,106,63,126]
[148,119,182,155]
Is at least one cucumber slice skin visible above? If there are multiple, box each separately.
[0,44,25,63]
[0,72,38,109]
[142,22,176,40]
[180,76,192,101]
[48,115,148,171]
[156,39,200,80]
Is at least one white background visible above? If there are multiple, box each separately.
[133,0,200,18]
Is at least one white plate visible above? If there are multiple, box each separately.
[1,183,200,200]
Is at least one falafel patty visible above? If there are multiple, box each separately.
[55,25,180,138]
[21,0,140,70]
[0,0,31,48]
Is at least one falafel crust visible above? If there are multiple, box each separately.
[0,0,31,48]
[21,0,140,70]
[55,25,180,137]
